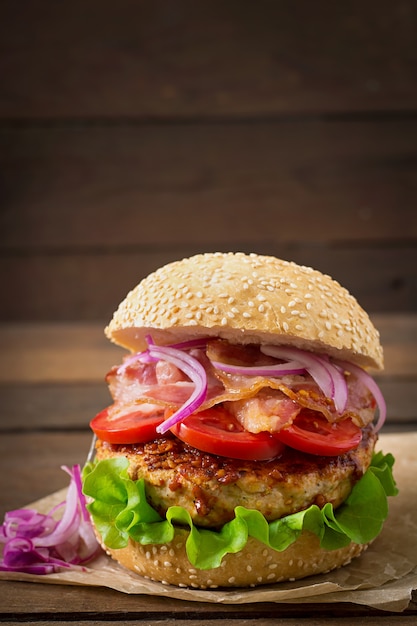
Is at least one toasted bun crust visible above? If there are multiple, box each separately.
[98,530,368,588]
[106,252,383,369]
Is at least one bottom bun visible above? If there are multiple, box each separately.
[99,529,368,589]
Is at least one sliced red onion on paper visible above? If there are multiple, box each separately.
[0,465,100,574]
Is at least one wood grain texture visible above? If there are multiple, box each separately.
[1,246,416,321]
[1,0,416,118]
[0,432,91,515]
[1,121,416,249]
[0,579,415,622]
[1,119,415,320]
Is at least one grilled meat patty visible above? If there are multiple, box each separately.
[95,426,377,528]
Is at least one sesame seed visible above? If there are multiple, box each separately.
[258,304,266,313]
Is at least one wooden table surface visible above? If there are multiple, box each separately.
[1,315,417,624]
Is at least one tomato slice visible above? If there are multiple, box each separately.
[274,411,363,456]
[170,407,285,461]
[90,405,165,444]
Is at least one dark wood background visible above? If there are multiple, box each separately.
[1,0,416,323]
[1,5,417,619]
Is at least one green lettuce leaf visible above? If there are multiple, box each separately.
[82,451,398,570]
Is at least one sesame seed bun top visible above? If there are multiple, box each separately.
[105,252,383,370]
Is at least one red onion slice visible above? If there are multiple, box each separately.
[169,338,209,351]
[335,360,387,432]
[151,344,208,434]
[261,345,348,414]
[320,360,349,414]
[262,346,333,399]
[210,359,305,377]
[117,338,209,374]
[0,465,100,574]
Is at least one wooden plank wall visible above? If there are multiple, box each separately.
[1,0,416,322]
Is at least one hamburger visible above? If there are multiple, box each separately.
[82,252,397,588]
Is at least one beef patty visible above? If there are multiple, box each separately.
[94,427,377,528]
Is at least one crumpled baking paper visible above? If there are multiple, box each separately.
[1,433,416,612]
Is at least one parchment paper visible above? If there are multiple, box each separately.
[1,432,416,612]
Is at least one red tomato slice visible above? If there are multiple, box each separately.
[274,411,363,456]
[170,407,285,461]
[90,405,165,444]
